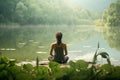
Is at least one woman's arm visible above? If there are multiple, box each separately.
[64,44,68,56]
[50,44,54,56]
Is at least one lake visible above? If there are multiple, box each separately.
[0,25,120,65]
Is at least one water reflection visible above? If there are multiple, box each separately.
[103,27,120,51]
[1,25,120,62]
[36,51,47,54]
[0,48,16,51]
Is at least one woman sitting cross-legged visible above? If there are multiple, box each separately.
[48,32,69,64]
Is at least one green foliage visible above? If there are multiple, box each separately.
[0,56,9,64]
[75,60,88,70]
[0,70,8,79]
[15,73,33,80]
[0,56,120,80]
[99,52,108,58]
[49,61,61,77]
[92,43,111,65]
[98,52,111,65]
[36,56,39,68]
[8,65,22,75]
[69,60,76,69]
[103,27,120,51]
[34,66,50,80]
[69,60,90,80]
[0,0,99,25]
[0,0,19,23]
[103,0,120,26]
[23,64,33,72]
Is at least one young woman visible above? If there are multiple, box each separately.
[48,32,69,63]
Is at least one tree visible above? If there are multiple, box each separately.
[103,0,120,26]
[15,1,28,24]
[103,27,120,51]
[0,0,99,25]
[0,0,19,23]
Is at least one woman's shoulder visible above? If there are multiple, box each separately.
[51,42,57,46]
[61,43,67,47]
[51,42,66,47]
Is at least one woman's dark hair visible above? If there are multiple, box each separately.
[56,32,62,45]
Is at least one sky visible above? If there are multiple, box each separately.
[70,0,117,11]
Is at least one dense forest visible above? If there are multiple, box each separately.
[0,0,102,25]
[1,0,119,25]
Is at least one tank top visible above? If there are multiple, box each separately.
[54,46,64,62]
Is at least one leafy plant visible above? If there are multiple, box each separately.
[36,56,39,68]
[90,42,112,80]
[0,42,120,80]
[92,42,111,65]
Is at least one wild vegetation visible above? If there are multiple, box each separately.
[0,0,120,79]
[0,43,120,80]
[103,0,120,26]
[102,27,120,51]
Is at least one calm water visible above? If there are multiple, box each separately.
[0,25,120,65]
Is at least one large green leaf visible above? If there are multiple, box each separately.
[23,64,33,72]
[111,66,120,79]
[15,73,33,80]
[9,59,17,66]
[69,61,76,69]
[99,52,109,58]
[49,61,60,70]
[0,70,8,79]
[35,66,50,80]
[107,58,111,65]
[7,65,22,75]
[0,56,9,64]
[75,60,88,70]
[35,66,49,75]
[0,64,6,71]
[92,50,98,64]
[99,64,113,72]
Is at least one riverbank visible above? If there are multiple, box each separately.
[1,56,120,80]
[16,59,120,67]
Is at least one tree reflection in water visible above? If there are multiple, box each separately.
[103,27,120,51]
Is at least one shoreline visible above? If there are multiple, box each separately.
[16,59,120,67]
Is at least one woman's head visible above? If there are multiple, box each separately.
[56,32,62,44]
